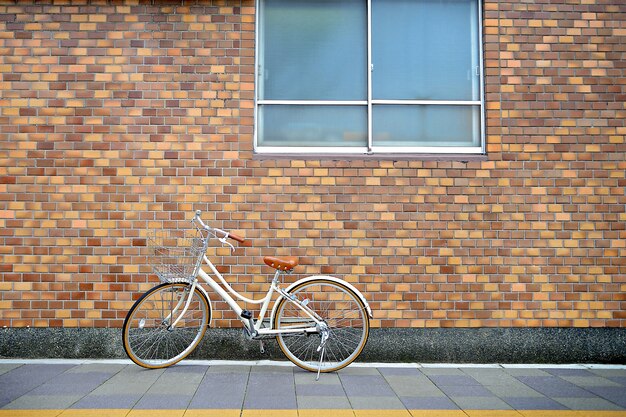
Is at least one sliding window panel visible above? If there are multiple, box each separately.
[259,0,367,101]
[372,105,481,148]
[372,0,480,101]
[258,105,367,148]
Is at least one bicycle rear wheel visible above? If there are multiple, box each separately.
[122,282,210,368]
[273,279,369,373]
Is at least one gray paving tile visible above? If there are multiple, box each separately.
[197,371,249,390]
[134,393,193,409]
[339,374,397,397]
[16,364,76,378]
[147,380,202,396]
[554,396,625,410]
[28,372,113,396]
[399,384,447,398]
[295,369,341,385]
[0,363,22,376]
[504,368,552,377]
[50,370,113,384]
[206,365,250,373]
[244,371,296,409]
[243,394,297,409]
[123,366,166,379]
[297,396,352,409]
[90,381,149,395]
[66,363,125,374]
[429,375,480,386]
[381,371,430,383]
[543,368,595,377]
[296,383,346,396]
[146,367,206,395]
[189,391,245,409]
[337,367,381,376]
[515,376,596,398]
[349,396,406,410]
[561,375,622,388]
[0,364,74,406]
[502,396,569,410]
[439,384,494,397]
[71,394,142,409]
[250,365,293,373]
[247,371,295,395]
[485,383,544,398]
[461,367,506,375]
[586,386,626,408]
[451,396,513,410]
[89,367,164,395]
[189,371,247,409]
[462,368,520,385]
[4,394,83,410]
[378,367,423,377]
[420,367,466,376]
[384,375,441,397]
[590,369,626,378]
[608,376,626,386]
[166,364,209,374]
[400,396,460,410]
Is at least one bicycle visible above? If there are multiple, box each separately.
[122,210,372,378]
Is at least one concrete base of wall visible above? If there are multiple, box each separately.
[2,327,625,364]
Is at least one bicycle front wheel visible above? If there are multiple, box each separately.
[122,282,210,368]
[273,279,369,373]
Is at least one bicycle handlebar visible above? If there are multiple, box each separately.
[193,210,245,244]
[227,231,246,243]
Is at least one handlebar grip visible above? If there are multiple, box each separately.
[228,233,245,243]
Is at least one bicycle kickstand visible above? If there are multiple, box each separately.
[316,326,330,381]
[316,345,325,381]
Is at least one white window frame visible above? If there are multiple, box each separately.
[254,0,485,157]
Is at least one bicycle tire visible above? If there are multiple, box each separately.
[273,278,369,373]
[122,282,210,368]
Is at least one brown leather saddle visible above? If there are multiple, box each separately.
[263,256,298,272]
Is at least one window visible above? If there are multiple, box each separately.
[255,0,484,156]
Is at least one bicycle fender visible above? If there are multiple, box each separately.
[270,275,373,324]
[194,283,214,328]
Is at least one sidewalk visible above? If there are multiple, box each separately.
[1,360,625,417]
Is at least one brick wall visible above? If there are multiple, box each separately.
[1,1,624,330]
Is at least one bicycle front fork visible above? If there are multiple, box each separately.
[165,280,198,330]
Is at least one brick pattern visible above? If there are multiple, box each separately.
[0,1,624,329]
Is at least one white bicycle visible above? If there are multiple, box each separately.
[122,211,372,378]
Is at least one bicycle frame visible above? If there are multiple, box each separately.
[188,254,322,337]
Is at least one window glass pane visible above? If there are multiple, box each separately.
[258,105,367,147]
[260,0,366,100]
[372,0,480,101]
[373,105,480,147]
